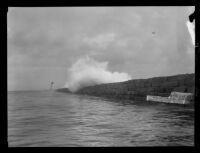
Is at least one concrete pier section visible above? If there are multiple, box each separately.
[147,92,194,105]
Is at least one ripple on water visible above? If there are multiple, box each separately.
[8,91,194,147]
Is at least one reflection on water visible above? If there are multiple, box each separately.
[8,91,194,146]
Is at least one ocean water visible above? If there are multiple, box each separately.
[8,90,194,147]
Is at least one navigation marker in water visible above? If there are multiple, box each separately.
[50,81,54,90]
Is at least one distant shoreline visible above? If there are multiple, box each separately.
[8,89,51,93]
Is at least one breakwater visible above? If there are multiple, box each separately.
[75,73,194,101]
[56,88,71,93]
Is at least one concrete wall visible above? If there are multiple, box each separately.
[75,73,194,101]
[146,92,194,104]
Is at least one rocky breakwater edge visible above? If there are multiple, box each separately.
[57,73,195,105]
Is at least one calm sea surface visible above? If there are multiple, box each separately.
[8,90,194,147]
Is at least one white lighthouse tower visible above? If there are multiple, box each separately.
[50,81,54,90]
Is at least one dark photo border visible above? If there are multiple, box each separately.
[2,0,199,152]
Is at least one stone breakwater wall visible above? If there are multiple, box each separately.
[56,88,71,93]
[76,73,195,101]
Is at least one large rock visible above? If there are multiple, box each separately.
[162,81,179,88]
[187,87,195,93]
[173,86,187,92]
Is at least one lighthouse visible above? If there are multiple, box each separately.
[50,81,54,90]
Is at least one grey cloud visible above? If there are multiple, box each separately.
[8,7,194,91]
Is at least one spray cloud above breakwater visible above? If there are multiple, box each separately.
[64,56,132,92]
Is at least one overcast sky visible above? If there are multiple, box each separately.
[8,7,194,91]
